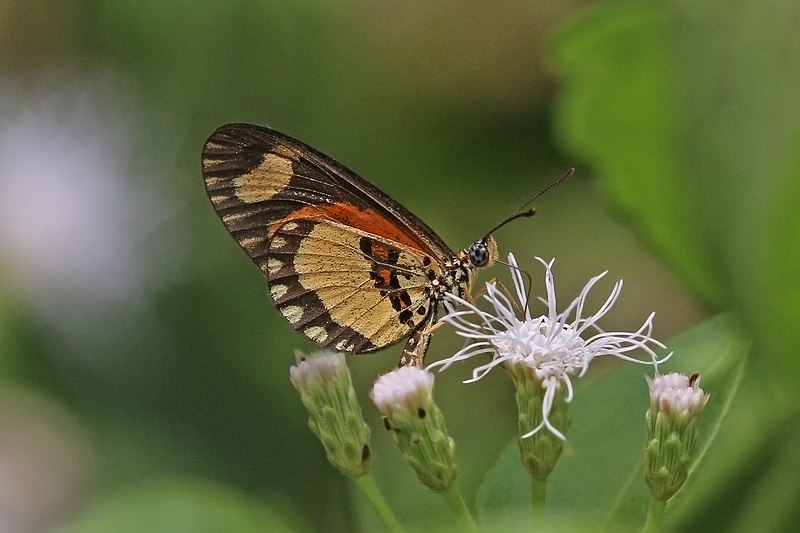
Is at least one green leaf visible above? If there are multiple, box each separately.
[476,315,747,528]
[550,2,719,305]
[551,0,800,391]
[53,477,301,533]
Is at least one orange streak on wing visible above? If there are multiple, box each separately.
[371,242,389,261]
[271,202,429,251]
[377,268,392,287]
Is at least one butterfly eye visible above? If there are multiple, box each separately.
[468,240,490,267]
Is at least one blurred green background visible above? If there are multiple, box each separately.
[1,1,798,531]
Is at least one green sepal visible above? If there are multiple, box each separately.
[644,408,699,500]
[292,355,371,479]
[507,362,572,480]
[383,397,457,493]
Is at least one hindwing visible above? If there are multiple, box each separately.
[266,218,439,352]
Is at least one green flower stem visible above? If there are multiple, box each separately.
[531,476,547,522]
[354,474,404,533]
[643,498,666,533]
[442,485,477,532]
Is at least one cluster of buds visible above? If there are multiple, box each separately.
[644,372,709,500]
[290,351,459,494]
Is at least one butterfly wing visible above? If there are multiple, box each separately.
[202,123,453,353]
[267,218,434,352]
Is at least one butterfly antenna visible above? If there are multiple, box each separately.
[482,167,574,241]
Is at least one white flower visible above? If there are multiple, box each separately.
[289,350,347,391]
[371,366,435,417]
[647,372,709,418]
[428,254,671,439]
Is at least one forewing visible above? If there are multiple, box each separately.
[266,218,438,353]
[202,123,453,277]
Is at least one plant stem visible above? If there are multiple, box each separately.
[531,476,547,523]
[442,485,477,532]
[643,498,666,533]
[354,474,404,533]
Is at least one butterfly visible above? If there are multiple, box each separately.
[202,123,570,366]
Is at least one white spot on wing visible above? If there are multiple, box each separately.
[271,236,287,249]
[204,176,225,186]
[267,258,283,274]
[222,211,248,224]
[240,236,262,249]
[305,326,329,343]
[270,284,288,300]
[281,305,303,324]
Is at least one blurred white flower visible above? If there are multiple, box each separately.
[289,350,347,391]
[0,386,93,533]
[0,77,182,341]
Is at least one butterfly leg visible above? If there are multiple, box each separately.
[398,330,431,367]
[472,277,527,316]
[493,278,529,315]
[421,320,445,337]
[470,277,494,301]
[398,312,439,367]
[465,276,502,305]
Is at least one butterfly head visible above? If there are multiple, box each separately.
[466,235,498,269]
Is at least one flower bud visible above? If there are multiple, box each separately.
[290,351,371,478]
[372,367,457,493]
[644,372,709,500]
